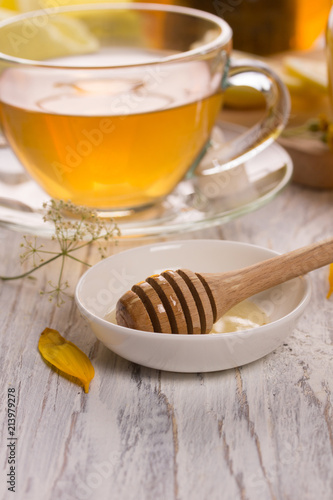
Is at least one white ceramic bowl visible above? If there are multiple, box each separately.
[75,240,310,372]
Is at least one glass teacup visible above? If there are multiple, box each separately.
[0,3,290,211]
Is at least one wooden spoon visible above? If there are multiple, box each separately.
[116,238,333,334]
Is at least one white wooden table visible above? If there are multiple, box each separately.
[0,182,333,500]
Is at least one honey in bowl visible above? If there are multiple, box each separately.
[209,300,268,334]
[106,300,268,334]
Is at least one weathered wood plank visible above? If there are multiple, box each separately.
[0,183,333,500]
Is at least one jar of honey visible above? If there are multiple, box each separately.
[183,0,332,55]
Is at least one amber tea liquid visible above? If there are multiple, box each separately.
[0,50,223,209]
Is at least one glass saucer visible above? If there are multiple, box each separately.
[0,122,292,239]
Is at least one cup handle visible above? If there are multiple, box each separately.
[195,59,290,177]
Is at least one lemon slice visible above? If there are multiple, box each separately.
[224,86,266,109]
[0,0,17,11]
[16,0,132,11]
[224,52,328,108]
[225,51,306,108]
[284,56,328,92]
[0,15,99,60]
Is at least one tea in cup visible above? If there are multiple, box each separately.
[0,4,289,211]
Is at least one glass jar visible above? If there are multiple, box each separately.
[187,0,332,55]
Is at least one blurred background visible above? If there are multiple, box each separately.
[0,0,332,187]
[189,0,332,55]
[1,0,331,55]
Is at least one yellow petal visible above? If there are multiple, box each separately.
[327,264,333,299]
[38,328,95,393]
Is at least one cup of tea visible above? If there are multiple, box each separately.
[0,3,290,211]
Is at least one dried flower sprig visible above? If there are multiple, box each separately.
[282,114,333,150]
[0,200,120,305]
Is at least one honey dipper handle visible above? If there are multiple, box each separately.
[200,237,333,318]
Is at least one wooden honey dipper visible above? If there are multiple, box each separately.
[116,238,333,334]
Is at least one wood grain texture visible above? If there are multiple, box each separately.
[176,269,214,334]
[0,184,333,500]
[162,270,202,335]
[146,275,188,334]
